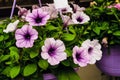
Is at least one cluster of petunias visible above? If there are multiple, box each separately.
[3,3,102,66]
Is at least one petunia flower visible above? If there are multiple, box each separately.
[114,3,120,10]
[72,4,85,13]
[41,4,58,19]
[54,0,69,9]
[26,8,50,26]
[81,39,102,64]
[41,38,67,65]
[60,5,73,13]
[3,20,19,33]
[72,46,89,67]
[72,11,90,24]
[62,15,74,27]
[16,5,30,19]
[15,24,38,48]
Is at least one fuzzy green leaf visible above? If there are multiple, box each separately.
[10,65,20,78]
[23,64,37,76]
[38,59,48,70]
[0,35,4,41]
[2,66,11,77]
[30,51,39,59]
[0,55,10,63]
[57,68,80,80]
[113,31,120,36]
[62,33,76,41]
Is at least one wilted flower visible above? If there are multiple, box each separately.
[15,24,38,48]
[72,46,90,67]
[16,5,30,19]
[41,4,58,19]
[81,39,102,64]
[62,15,74,27]
[3,20,19,33]
[72,12,90,24]
[41,38,67,65]
[72,4,85,13]
[26,8,50,26]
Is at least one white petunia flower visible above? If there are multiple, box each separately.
[3,20,19,33]
[81,39,102,64]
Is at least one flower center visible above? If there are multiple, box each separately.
[88,47,93,54]
[35,16,42,23]
[48,47,56,56]
[24,33,31,40]
[77,17,83,22]
[76,53,82,61]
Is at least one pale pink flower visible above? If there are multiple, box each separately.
[72,46,90,67]
[41,38,67,65]
[81,39,102,64]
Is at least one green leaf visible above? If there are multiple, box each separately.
[2,66,11,77]
[46,25,57,30]
[0,35,4,41]
[62,33,76,41]
[57,70,69,80]
[9,46,19,62]
[23,64,37,76]
[113,31,120,36]
[38,59,48,70]
[57,68,80,80]
[68,69,81,80]
[10,65,20,78]
[9,46,18,52]
[93,27,101,35]
[0,55,10,63]
[30,51,39,59]
[61,60,70,66]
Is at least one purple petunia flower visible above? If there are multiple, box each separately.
[15,24,38,48]
[72,11,90,24]
[41,38,67,65]
[26,8,50,26]
[72,46,89,67]
[81,39,102,64]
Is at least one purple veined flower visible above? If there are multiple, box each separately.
[72,4,85,13]
[15,24,38,48]
[62,15,74,27]
[41,38,67,65]
[72,46,90,67]
[81,39,102,64]
[16,5,30,19]
[26,8,50,26]
[72,11,90,24]
[41,4,58,19]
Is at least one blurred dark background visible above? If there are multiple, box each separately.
[0,0,92,18]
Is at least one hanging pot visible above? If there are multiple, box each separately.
[96,45,120,76]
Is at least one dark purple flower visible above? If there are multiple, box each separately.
[26,8,50,26]
[41,38,67,65]
[15,24,38,48]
